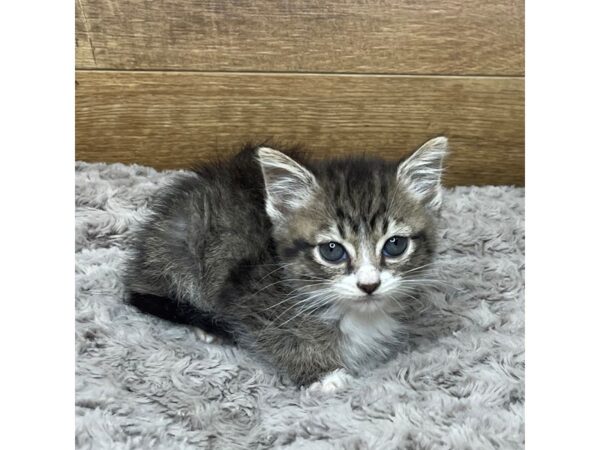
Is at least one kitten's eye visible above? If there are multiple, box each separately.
[383,236,408,257]
[318,242,347,263]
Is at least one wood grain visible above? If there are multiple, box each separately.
[75,71,523,186]
[75,0,96,67]
[75,0,524,76]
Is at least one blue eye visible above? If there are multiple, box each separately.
[383,236,408,257]
[318,242,347,263]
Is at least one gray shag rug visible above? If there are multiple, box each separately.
[75,162,524,449]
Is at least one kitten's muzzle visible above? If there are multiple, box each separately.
[357,281,380,295]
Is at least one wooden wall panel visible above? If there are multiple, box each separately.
[75,0,524,76]
[76,71,524,186]
[75,0,96,67]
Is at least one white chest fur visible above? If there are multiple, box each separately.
[338,309,403,371]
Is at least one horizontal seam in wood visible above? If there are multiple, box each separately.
[75,68,524,80]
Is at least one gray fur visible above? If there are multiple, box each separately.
[122,142,446,385]
[76,161,524,449]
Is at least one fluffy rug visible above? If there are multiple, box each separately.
[75,161,524,449]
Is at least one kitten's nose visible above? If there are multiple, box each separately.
[357,281,380,295]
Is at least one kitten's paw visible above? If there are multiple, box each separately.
[308,369,352,393]
[193,328,220,344]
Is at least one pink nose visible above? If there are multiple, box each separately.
[357,281,380,295]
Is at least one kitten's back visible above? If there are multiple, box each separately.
[124,146,273,310]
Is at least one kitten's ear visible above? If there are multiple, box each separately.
[256,147,319,222]
[396,137,448,211]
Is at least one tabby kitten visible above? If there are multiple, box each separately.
[124,137,448,390]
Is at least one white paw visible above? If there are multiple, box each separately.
[193,328,219,344]
[308,369,352,393]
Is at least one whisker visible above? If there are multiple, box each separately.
[388,290,421,304]
[254,263,295,284]
[402,263,438,275]
[275,294,336,328]
[401,278,455,288]
[238,262,293,268]
[248,277,331,298]
[263,282,332,311]
[273,291,331,320]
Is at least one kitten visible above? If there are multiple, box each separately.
[124,137,448,389]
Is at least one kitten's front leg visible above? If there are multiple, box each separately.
[253,324,350,390]
[193,327,221,344]
[307,368,353,393]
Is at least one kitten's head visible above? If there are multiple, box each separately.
[257,137,448,316]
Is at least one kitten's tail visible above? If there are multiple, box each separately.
[127,292,233,340]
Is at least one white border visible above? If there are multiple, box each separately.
[527,1,600,448]
[2,0,600,447]
[1,1,74,448]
